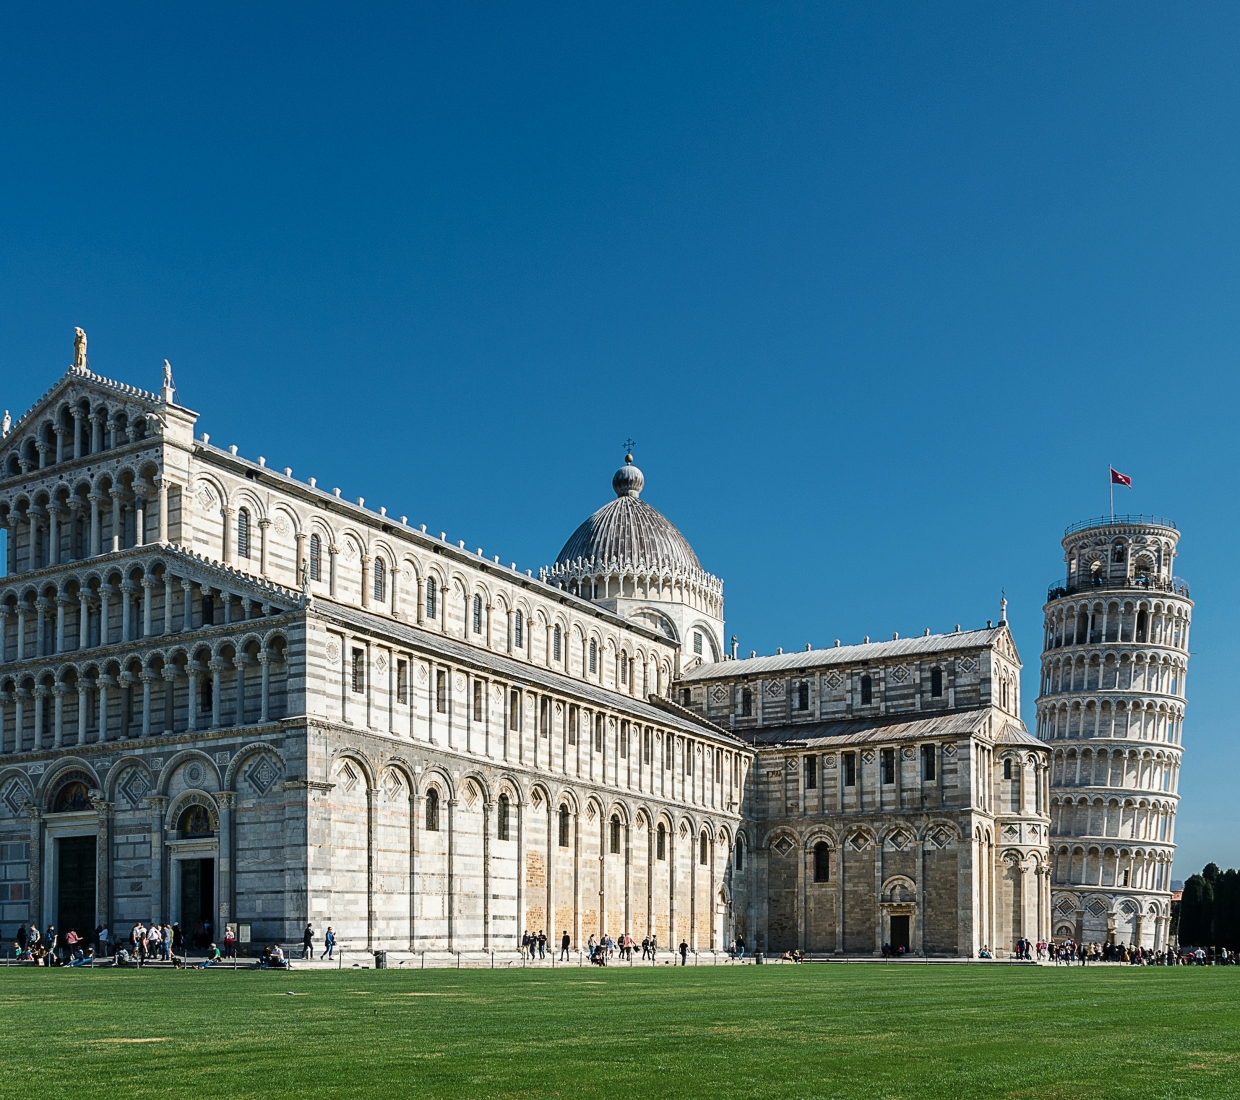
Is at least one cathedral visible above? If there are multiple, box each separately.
[0,335,1183,958]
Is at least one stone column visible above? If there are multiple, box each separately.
[157,478,169,544]
[27,808,44,929]
[481,797,492,950]
[99,587,111,646]
[361,555,371,609]
[186,668,199,733]
[234,655,246,726]
[328,544,338,598]
[90,413,102,453]
[515,796,527,952]
[35,598,49,658]
[93,798,112,932]
[390,565,401,617]
[55,596,68,653]
[163,574,175,635]
[111,492,122,552]
[33,685,47,749]
[623,819,632,942]
[180,579,194,632]
[445,796,456,953]
[13,688,27,752]
[98,676,113,741]
[79,593,91,650]
[77,682,90,745]
[573,810,582,950]
[140,671,154,738]
[148,796,168,924]
[52,681,65,748]
[141,577,154,638]
[222,506,235,563]
[259,654,271,723]
[72,410,84,460]
[162,668,177,734]
[0,690,11,754]
[217,792,235,939]
[88,493,102,556]
[48,505,60,566]
[0,610,9,666]
[416,576,425,626]
[120,582,134,642]
[258,518,271,577]
[209,660,223,728]
[15,605,26,662]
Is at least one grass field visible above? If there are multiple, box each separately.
[0,963,1236,1099]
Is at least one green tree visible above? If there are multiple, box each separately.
[1178,873,1214,947]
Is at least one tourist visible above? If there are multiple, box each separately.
[46,925,59,965]
[649,934,658,959]
[271,943,286,967]
[537,930,546,959]
[642,936,651,960]
[162,924,173,961]
[147,923,162,962]
[16,925,27,957]
[172,924,185,955]
[195,943,222,969]
[321,927,336,960]
[223,925,236,958]
[302,924,314,959]
[560,930,571,961]
[679,939,689,965]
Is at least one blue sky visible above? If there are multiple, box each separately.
[2,3,1238,874]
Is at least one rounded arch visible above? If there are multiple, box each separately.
[164,788,221,833]
[158,749,223,795]
[224,742,290,791]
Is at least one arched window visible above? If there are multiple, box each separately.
[425,788,440,832]
[51,780,91,813]
[199,676,213,713]
[796,680,809,711]
[734,837,744,871]
[813,841,830,882]
[237,508,251,559]
[309,534,322,582]
[1112,541,1125,563]
[860,675,873,706]
[657,822,667,860]
[589,639,598,674]
[497,793,510,841]
[559,804,571,848]
[741,687,752,717]
[426,577,437,619]
[620,650,628,684]
[553,624,562,661]
[514,609,524,648]
[700,831,709,865]
[1003,757,1013,780]
[373,557,386,602]
[609,814,621,854]
[178,804,213,838]
[472,593,483,634]
[931,667,943,697]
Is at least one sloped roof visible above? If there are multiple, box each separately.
[740,710,983,749]
[682,626,1008,681]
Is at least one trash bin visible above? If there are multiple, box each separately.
[373,951,388,969]
[754,952,764,965]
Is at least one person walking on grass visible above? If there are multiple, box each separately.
[321,927,336,960]
[679,939,689,965]
[560,931,570,961]
[302,924,314,959]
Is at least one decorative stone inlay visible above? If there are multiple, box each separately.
[784,758,798,773]
[958,657,976,673]
[244,756,280,795]
[215,752,230,766]
[891,665,909,683]
[887,832,908,850]
[772,836,794,857]
[375,654,388,675]
[942,745,957,758]
[764,681,782,698]
[825,672,844,690]
[325,641,341,664]
[710,686,727,704]
[274,516,291,537]
[417,664,429,684]
[1057,897,1076,914]
[27,764,44,776]
[824,754,837,768]
[197,487,215,509]
[862,750,875,764]
[2,781,27,816]
[901,747,915,759]
[119,769,149,807]
[338,762,359,794]
[1088,899,1108,916]
[926,827,951,849]
[186,763,204,785]
[849,833,868,851]
[1003,824,1019,840]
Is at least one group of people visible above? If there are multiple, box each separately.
[1047,939,1230,965]
[12,921,191,967]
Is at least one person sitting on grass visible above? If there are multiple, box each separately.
[195,944,222,969]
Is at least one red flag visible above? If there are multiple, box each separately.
[1110,467,1131,487]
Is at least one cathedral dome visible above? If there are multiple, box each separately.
[553,455,703,576]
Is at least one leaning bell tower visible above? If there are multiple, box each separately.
[1036,514,1190,949]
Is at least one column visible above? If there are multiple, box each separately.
[140,671,153,738]
[391,565,401,617]
[180,579,194,632]
[222,506,235,563]
[55,596,67,653]
[34,686,47,749]
[163,668,177,734]
[217,792,235,939]
[95,799,112,932]
[234,655,246,726]
[210,659,225,729]
[48,506,60,566]
[77,682,89,745]
[295,532,307,588]
[482,798,492,950]
[0,691,11,754]
[259,654,271,723]
[90,413,102,453]
[120,582,134,641]
[78,592,91,649]
[14,688,27,752]
[515,797,526,952]
[416,576,425,625]
[35,598,49,657]
[186,669,199,733]
[15,605,25,662]
[72,410,84,460]
[141,577,154,638]
[157,478,169,544]
[149,796,168,924]
[111,492,122,552]
[52,681,65,748]
[98,676,113,741]
[259,518,271,577]
[99,586,111,646]
[328,544,338,597]
[164,574,175,634]
[445,796,456,953]
[89,493,102,556]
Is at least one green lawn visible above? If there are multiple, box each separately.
[1,963,1237,1099]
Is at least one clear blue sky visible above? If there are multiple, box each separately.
[2,4,1237,875]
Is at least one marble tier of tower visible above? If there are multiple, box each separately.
[1036,515,1190,949]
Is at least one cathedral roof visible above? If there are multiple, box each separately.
[551,455,707,580]
[737,710,1036,750]
[680,626,1013,681]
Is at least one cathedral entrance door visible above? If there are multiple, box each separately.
[889,915,910,954]
[56,836,97,945]
[180,859,216,949]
